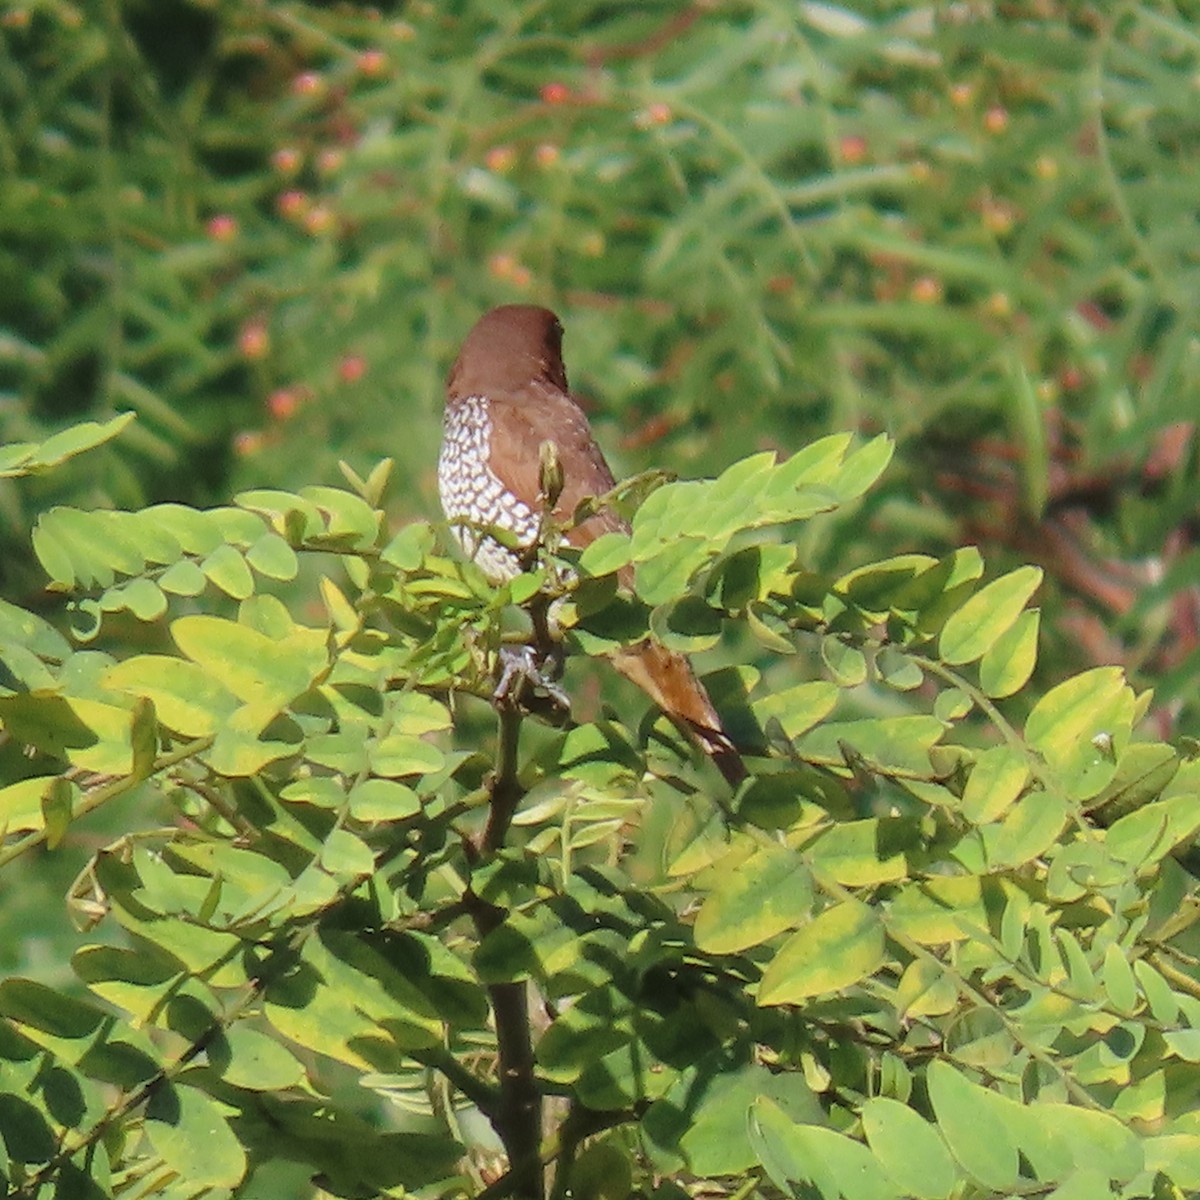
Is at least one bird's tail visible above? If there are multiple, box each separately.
[610,639,748,787]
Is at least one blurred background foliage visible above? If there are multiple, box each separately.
[1,0,1197,710]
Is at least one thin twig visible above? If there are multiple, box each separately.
[0,736,215,873]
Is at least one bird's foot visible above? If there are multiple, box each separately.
[493,644,570,722]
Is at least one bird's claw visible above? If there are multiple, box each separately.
[493,644,570,719]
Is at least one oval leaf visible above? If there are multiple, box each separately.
[926,1060,1019,1190]
[939,565,1042,666]
[145,1081,247,1188]
[758,900,884,1005]
[861,1097,959,1199]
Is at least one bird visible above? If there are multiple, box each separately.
[438,304,747,787]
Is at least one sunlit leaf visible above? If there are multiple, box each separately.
[939,566,1042,665]
[758,900,885,1004]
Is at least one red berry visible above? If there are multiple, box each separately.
[206,214,238,241]
[238,321,270,360]
[838,135,868,165]
[267,388,299,420]
[357,49,387,77]
[292,71,325,97]
[303,205,336,235]
[271,147,303,175]
[338,354,367,384]
[277,190,309,219]
[485,145,517,173]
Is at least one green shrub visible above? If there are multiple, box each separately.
[2,418,1200,1198]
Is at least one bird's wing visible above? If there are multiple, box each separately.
[485,384,627,548]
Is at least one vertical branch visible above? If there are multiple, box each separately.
[482,701,525,853]
[487,975,544,1200]
[469,691,543,1197]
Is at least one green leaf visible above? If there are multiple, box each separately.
[1164,1029,1200,1062]
[1133,960,1179,1024]
[145,1081,247,1188]
[146,504,222,555]
[246,532,300,580]
[771,433,853,491]
[129,695,158,781]
[320,828,376,878]
[300,484,381,547]
[0,599,71,660]
[748,1095,832,1198]
[1145,1134,1200,1190]
[984,790,1070,869]
[926,1060,1020,1190]
[32,511,85,588]
[387,691,452,735]
[961,745,1029,824]
[933,687,972,722]
[210,1024,306,1090]
[1037,1102,1143,1182]
[650,594,722,654]
[758,900,885,1005]
[745,602,796,654]
[938,565,1042,665]
[634,538,709,605]
[747,1096,902,1200]
[804,817,912,886]
[105,655,240,737]
[895,958,958,1018]
[348,779,421,822]
[380,520,435,569]
[236,489,325,540]
[280,776,345,810]
[1106,795,1200,868]
[876,645,924,691]
[368,733,446,778]
[836,555,936,612]
[979,608,1039,698]
[1056,929,1098,999]
[108,578,168,621]
[647,1064,823,1177]
[1101,943,1139,1015]
[158,558,207,596]
[205,721,300,777]
[1025,668,1134,800]
[0,413,134,478]
[821,636,867,686]
[40,776,73,850]
[264,930,439,1067]
[170,615,327,722]
[0,977,108,1046]
[752,682,839,740]
[1041,1169,1111,1200]
[888,875,1016,945]
[830,433,894,501]
[1090,742,1179,824]
[211,505,272,546]
[0,776,57,834]
[579,530,632,576]
[861,1097,959,1199]
[694,845,813,953]
[795,716,945,776]
[1007,358,1050,518]
[58,696,135,774]
[201,544,255,599]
